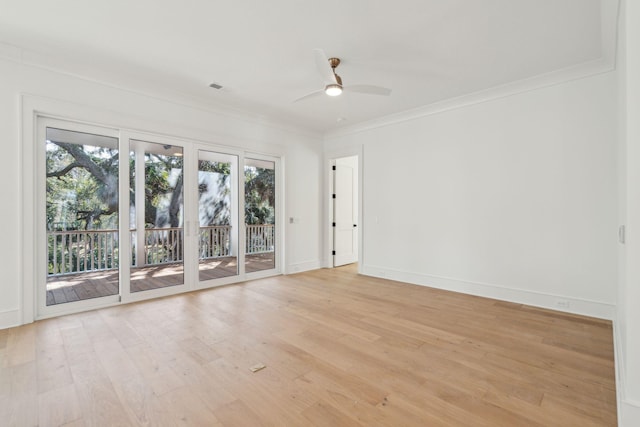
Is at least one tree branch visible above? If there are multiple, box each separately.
[52,142,110,186]
[47,162,81,178]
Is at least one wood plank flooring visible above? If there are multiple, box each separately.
[1,265,616,426]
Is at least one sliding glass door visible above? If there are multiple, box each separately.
[244,158,277,274]
[42,122,121,310]
[197,150,239,282]
[129,140,185,293]
[38,117,281,318]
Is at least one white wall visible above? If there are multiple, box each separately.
[0,53,324,329]
[618,0,640,424]
[326,72,618,319]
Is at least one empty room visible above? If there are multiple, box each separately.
[1,0,639,425]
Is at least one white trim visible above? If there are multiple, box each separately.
[603,0,622,67]
[121,285,188,305]
[1,0,619,139]
[19,92,292,159]
[614,317,625,424]
[285,259,322,274]
[621,400,640,427]
[615,315,640,426]
[0,42,321,140]
[196,273,245,290]
[20,95,36,325]
[20,94,286,325]
[243,152,283,277]
[244,268,282,282]
[35,117,121,319]
[325,146,364,273]
[36,296,121,321]
[361,264,615,320]
[325,58,615,140]
[0,309,21,329]
[191,144,243,289]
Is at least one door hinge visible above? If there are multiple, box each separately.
[332,194,336,199]
[332,165,336,171]
[332,222,336,227]
[332,250,336,255]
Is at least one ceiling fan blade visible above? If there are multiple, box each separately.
[293,89,325,103]
[345,84,392,96]
[313,48,338,85]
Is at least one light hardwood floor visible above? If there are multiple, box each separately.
[1,265,616,426]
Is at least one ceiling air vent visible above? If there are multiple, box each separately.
[209,83,223,90]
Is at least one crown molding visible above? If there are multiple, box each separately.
[324,57,615,140]
[0,41,323,142]
[325,0,620,140]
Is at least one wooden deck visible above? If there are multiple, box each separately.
[1,264,616,426]
[46,253,275,306]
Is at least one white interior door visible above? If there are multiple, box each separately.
[333,156,358,267]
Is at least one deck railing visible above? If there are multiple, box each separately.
[199,225,231,258]
[246,224,275,254]
[139,227,184,265]
[48,223,274,275]
[48,229,119,275]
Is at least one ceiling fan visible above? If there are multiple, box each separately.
[294,49,392,102]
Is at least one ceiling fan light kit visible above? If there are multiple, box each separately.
[293,49,392,103]
[325,57,343,96]
[325,84,343,96]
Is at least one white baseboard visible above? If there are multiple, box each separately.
[614,317,625,425]
[614,317,640,426]
[0,309,21,330]
[286,259,322,274]
[361,265,615,320]
[621,400,640,426]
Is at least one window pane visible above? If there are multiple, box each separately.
[198,151,238,281]
[130,140,184,292]
[45,127,119,305]
[244,158,275,273]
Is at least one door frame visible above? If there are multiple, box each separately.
[120,130,194,304]
[325,146,363,271]
[191,144,244,289]
[22,98,284,323]
[243,152,284,280]
[36,117,123,318]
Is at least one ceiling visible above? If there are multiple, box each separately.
[0,0,617,133]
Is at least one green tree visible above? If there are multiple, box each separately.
[142,153,183,228]
[244,166,275,225]
[46,141,119,230]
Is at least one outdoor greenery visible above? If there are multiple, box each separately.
[47,140,276,231]
[46,138,276,274]
[136,151,184,229]
[46,141,119,231]
[245,165,275,225]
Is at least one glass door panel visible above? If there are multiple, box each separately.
[198,150,239,281]
[45,127,120,305]
[129,140,184,292]
[244,158,276,273]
